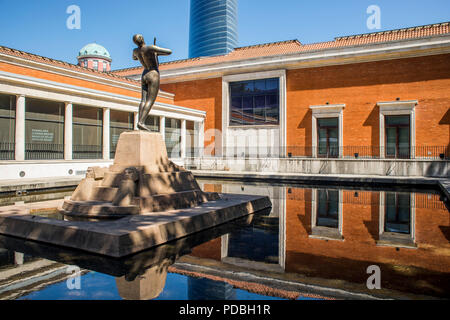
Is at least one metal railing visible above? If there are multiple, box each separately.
[185,146,450,160]
[0,142,14,160]
[73,144,102,160]
[25,143,63,160]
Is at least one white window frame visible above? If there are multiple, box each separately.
[378,191,416,248]
[310,188,343,240]
[378,100,417,159]
[309,104,345,158]
[222,70,287,156]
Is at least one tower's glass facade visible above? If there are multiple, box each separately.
[189,0,238,58]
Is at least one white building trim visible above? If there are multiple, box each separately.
[310,104,345,158]
[378,100,417,159]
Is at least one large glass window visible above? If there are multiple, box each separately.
[73,105,102,159]
[385,192,411,234]
[385,115,410,159]
[229,78,279,126]
[25,98,64,160]
[317,118,339,158]
[144,115,160,132]
[165,117,181,158]
[186,120,197,157]
[0,94,15,160]
[317,189,339,228]
[110,110,134,159]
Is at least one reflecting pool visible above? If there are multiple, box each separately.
[0,179,449,300]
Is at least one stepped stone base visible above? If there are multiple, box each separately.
[63,131,220,218]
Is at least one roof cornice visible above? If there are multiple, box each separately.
[160,34,450,83]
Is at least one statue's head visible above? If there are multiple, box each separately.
[133,34,145,46]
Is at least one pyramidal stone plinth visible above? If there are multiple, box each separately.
[62,131,220,218]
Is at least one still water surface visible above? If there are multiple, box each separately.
[0,179,449,300]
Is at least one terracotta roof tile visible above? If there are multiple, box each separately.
[112,21,450,76]
[0,45,139,85]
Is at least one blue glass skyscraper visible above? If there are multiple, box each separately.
[189,0,238,58]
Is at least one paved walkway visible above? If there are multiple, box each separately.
[0,176,82,193]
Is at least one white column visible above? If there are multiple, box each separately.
[103,108,110,160]
[15,95,25,161]
[196,120,205,157]
[181,119,186,159]
[64,102,73,160]
[160,116,165,140]
[133,112,138,130]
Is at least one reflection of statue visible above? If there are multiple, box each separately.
[132,34,172,132]
[116,262,169,300]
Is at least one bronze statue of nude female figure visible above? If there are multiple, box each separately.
[132,34,172,132]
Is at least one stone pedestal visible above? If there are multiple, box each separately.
[62,131,219,218]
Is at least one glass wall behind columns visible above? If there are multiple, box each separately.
[25,98,64,160]
[72,105,102,159]
[110,110,134,159]
[186,120,197,157]
[0,94,15,160]
[144,115,160,132]
[165,117,181,158]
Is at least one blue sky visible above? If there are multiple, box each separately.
[0,0,449,70]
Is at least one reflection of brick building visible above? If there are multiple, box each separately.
[193,182,450,298]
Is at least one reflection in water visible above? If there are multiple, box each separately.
[0,180,449,300]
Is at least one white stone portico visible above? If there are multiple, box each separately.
[0,65,205,180]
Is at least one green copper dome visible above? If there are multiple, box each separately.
[78,43,111,61]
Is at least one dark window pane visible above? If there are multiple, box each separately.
[0,94,15,156]
[318,118,338,127]
[110,110,134,158]
[144,115,160,132]
[72,105,102,159]
[229,78,279,126]
[317,189,339,228]
[386,115,409,126]
[385,193,411,234]
[25,98,64,160]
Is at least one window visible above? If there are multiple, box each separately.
[186,120,197,157]
[144,115,160,132]
[317,118,339,158]
[72,105,102,159]
[0,94,15,160]
[311,188,343,240]
[317,189,339,228]
[103,61,107,72]
[378,191,415,247]
[25,98,64,160]
[385,192,411,234]
[165,117,181,158]
[110,110,134,159]
[385,115,410,159]
[93,60,98,70]
[310,104,345,158]
[229,78,279,126]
